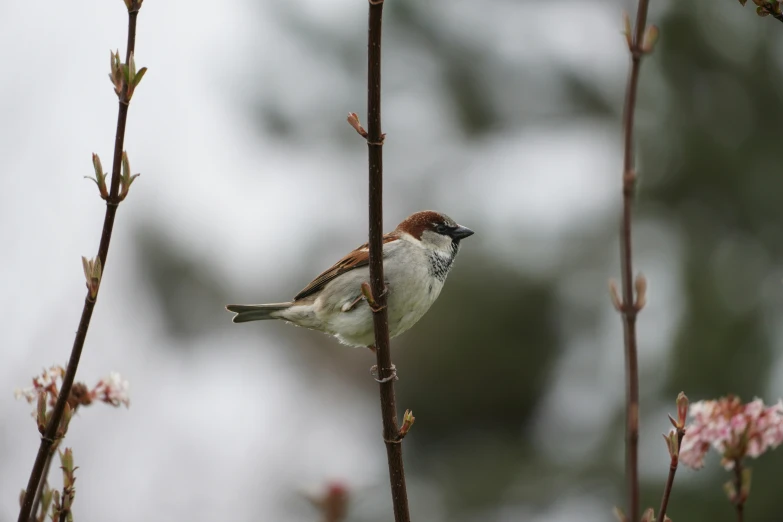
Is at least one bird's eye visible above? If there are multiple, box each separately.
[435,223,448,234]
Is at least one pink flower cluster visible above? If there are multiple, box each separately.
[14,366,130,409]
[14,366,66,406]
[679,396,783,470]
[92,371,131,408]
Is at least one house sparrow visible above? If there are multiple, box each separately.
[226,210,473,349]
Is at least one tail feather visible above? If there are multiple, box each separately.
[226,303,292,323]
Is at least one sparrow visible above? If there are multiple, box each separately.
[226,210,474,350]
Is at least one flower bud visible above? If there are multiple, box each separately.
[609,279,623,311]
[36,391,48,434]
[612,507,627,522]
[622,12,632,49]
[399,409,415,437]
[663,430,679,460]
[676,392,689,429]
[641,25,659,54]
[634,273,648,310]
[723,480,737,502]
[740,467,752,500]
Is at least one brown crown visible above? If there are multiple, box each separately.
[396,210,452,240]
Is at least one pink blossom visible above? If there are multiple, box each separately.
[14,367,130,410]
[90,372,130,407]
[680,396,783,470]
[13,366,65,405]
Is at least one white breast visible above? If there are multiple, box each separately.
[310,238,448,347]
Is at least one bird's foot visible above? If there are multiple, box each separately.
[370,364,398,383]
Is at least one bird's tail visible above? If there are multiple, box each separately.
[225,303,292,323]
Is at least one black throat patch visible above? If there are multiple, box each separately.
[428,243,459,282]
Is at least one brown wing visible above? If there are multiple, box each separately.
[293,233,398,301]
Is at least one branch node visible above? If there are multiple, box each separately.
[368,134,386,146]
[360,281,387,313]
[623,169,637,191]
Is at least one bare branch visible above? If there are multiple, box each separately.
[360,0,412,520]
[618,1,652,520]
[17,3,145,521]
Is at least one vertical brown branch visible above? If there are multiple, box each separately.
[620,1,651,521]
[28,448,56,522]
[17,4,143,522]
[657,428,685,522]
[365,1,412,521]
[733,460,745,522]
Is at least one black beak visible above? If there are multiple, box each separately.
[449,225,474,240]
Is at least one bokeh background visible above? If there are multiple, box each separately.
[3,0,783,520]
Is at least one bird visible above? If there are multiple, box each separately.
[225,210,474,353]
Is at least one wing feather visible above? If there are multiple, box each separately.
[293,234,398,301]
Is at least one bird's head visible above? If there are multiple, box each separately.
[396,210,474,256]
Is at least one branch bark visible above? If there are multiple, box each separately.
[733,460,745,522]
[364,1,411,521]
[28,448,56,522]
[657,428,685,522]
[619,1,651,521]
[17,4,143,522]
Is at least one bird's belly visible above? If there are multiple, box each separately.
[387,277,443,338]
[320,277,442,347]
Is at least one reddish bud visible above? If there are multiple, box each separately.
[724,480,737,502]
[641,25,659,54]
[740,467,752,500]
[399,409,415,438]
[622,12,633,49]
[634,273,647,310]
[676,392,689,429]
[609,279,623,311]
[307,481,349,522]
[640,507,656,522]
[119,151,140,201]
[81,255,102,299]
[347,112,368,138]
[36,391,47,434]
[663,430,679,460]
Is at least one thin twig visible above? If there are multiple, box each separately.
[362,0,411,520]
[657,428,685,522]
[619,1,651,521]
[28,447,56,522]
[733,460,745,522]
[17,4,143,522]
